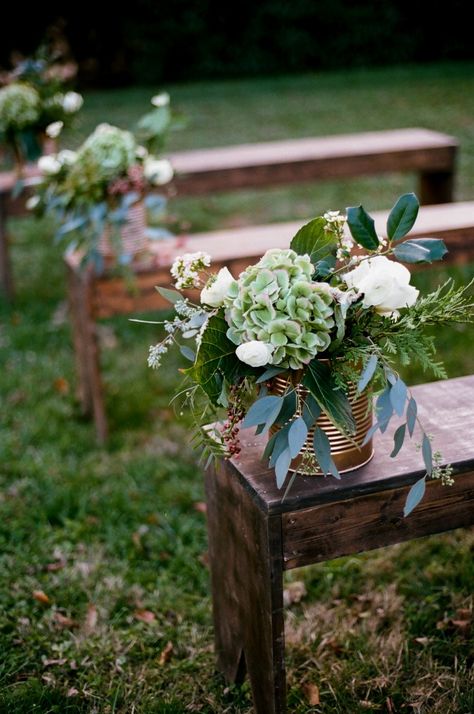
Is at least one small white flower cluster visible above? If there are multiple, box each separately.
[377,235,388,251]
[148,340,172,369]
[170,252,211,290]
[323,210,354,261]
[174,299,198,319]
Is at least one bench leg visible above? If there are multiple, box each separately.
[66,263,108,444]
[0,195,14,301]
[419,170,454,205]
[205,462,286,714]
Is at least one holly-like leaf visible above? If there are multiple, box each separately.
[404,476,426,517]
[393,238,448,263]
[290,217,338,265]
[346,205,379,250]
[386,193,419,241]
[303,360,356,435]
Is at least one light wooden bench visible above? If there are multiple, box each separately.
[204,374,474,714]
[65,200,474,442]
[1,128,458,300]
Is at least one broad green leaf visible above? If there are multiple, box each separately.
[406,397,417,437]
[302,360,356,435]
[346,205,379,250]
[390,423,406,457]
[156,286,183,304]
[404,476,426,517]
[190,314,251,404]
[357,354,378,393]
[393,238,448,263]
[390,378,408,417]
[275,390,298,426]
[290,217,338,264]
[315,255,337,278]
[422,434,433,475]
[288,417,308,458]
[275,447,292,488]
[313,428,340,479]
[386,193,419,241]
[242,395,283,430]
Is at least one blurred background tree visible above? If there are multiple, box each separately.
[0,0,473,87]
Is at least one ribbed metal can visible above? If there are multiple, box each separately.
[270,374,374,475]
[99,200,147,257]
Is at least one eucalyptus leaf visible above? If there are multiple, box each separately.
[275,447,292,488]
[288,417,308,458]
[156,287,183,304]
[275,390,298,426]
[403,476,426,517]
[390,423,406,457]
[180,345,195,362]
[242,395,283,430]
[313,428,340,479]
[393,238,448,263]
[357,354,378,393]
[256,366,287,384]
[386,192,419,241]
[302,393,322,428]
[303,360,356,435]
[390,378,408,417]
[406,397,418,437]
[268,424,291,466]
[362,421,380,446]
[375,386,393,432]
[422,434,433,475]
[346,205,379,250]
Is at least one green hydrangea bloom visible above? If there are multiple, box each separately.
[0,83,40,131]
[77,124,137,181]
[225,248,335,369]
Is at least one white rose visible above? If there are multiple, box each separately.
[57,149,77,165]
[38,155,62,175]
[26,195,40,210]
[236,341,274,368]
[45,121,63,138]
[62,91,83,113]
[200,268,235,307]
[136,145,148,159]
[151,92,170,107]
[343,255,419,317]
[144,157,174,186]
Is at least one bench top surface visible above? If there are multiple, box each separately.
[225,375,474,514]
[170,128,458,173]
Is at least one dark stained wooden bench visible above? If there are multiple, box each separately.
[65,200,474,442]
[0,128,459,300]
[204,374,474,714]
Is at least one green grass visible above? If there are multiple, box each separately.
[1,62,474,713]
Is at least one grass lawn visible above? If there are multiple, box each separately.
[1,62,474,713]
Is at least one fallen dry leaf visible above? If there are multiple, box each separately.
[46,559,66,572]
[84,604,98,633]
[32,590,50,605]
[53,377,70,395]
[451,619,471,634]
[414,637,431,646]
[158,641,173,665]
[283,581,307,607]
[52,612,77,629]
[67,688,79,697]
[302,682,320,705]
[134,609,156,623]
[193,502,207,514]
[42,658,67,667]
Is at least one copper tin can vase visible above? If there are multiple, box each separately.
[270,375,374,475]
[98,200,147,258]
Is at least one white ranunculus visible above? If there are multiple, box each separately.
[38,155,62,175]
[200,268,235,307]
[57,149,77,165]
[62,91,83,113]
[144,157,174,185]
[26,195,40,210]
[45,120,63,138]
[343,255,419,317]
[235,341,274,368]
[151,92,170,107]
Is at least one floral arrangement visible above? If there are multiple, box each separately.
[0,49,82,166]
[32,93,176,268]
[146,194,474,516]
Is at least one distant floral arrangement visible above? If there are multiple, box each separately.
[0,49,82,166]
[145,194,474,516]
[32,93,177,268]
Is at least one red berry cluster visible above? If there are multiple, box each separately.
[222,383,245,459]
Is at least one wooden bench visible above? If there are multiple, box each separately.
[1,128,458,300]
[204,374,474,714]
[65,200,474,442]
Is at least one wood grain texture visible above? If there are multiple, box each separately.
[225,376,474,515]
[282,470,474,568]
[205,461,286,713]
